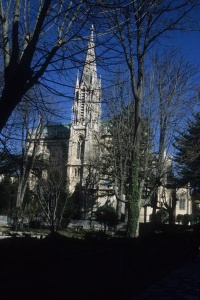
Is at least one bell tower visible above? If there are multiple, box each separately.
[68,25,101,192]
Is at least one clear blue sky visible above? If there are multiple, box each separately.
[174,30,200,63]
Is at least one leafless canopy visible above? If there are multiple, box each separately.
[0,0,92,132]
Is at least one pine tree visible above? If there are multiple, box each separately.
[175,113,200,193]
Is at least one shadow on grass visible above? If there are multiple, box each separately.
[0,229,194,300]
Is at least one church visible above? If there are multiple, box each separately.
[67,25,101,194]
[35,26,108,220]
[34,26,192,223]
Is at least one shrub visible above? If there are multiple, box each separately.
[95,205,119,233]
[176,214,183,224]
[29,220,41,229]
[182,214,192,226]
[151,208,168,224]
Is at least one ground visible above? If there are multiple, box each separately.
[0,226,196,300]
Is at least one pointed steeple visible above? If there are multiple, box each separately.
[81,25,98,87]
[72,25,101,126]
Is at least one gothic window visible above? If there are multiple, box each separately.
[75,111,77,123]
[77,141,80,159]
[77,136,85,160]
[179,197,185,210]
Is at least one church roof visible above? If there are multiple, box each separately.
[43,124,70,139]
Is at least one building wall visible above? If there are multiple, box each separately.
[139,186,192,223]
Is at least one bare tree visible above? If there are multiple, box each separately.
[0,98,46,210]
[0,0,92,132]
[16,113,44,208]
[34,165,69,235]
[142,49,198,222]
[99,0,199,237]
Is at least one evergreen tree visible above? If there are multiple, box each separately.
[95,204,119,233]
[0,175,16,214]
[0,151,20,175]
[175,113,200,194]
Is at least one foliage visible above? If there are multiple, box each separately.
[95,204,119,233]
[175,113,200,194]
[9,207,25,228]
[0,152,20,175]
[182,214,192,226]
[151,208,169,224]
[0,175,16,214]
[176,214,184,224]
[191,203,200,224]
[101,85,153,228]
[176,213,193,225]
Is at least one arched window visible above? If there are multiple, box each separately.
[77,136,85,160]
[77,141,80,159]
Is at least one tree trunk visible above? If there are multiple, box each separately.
[0,88,23,132]
[127,152,140,237]
[151,191,158,222]
[104,223,107,234]
[50,224,55,235]
[168,189,177,224]
[116,199,122,221]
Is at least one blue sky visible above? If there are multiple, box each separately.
[173,30,200,110]
[43,25,200,125]
[174,30,200,63]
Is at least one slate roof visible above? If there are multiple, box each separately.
[42,124,71,139]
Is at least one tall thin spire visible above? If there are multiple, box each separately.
[72,25,101,126]
[81,25,97,87]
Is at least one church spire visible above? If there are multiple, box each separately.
[81,25,98,87]
[72,25,101,126]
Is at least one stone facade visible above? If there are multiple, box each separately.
[67,25,101,193]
